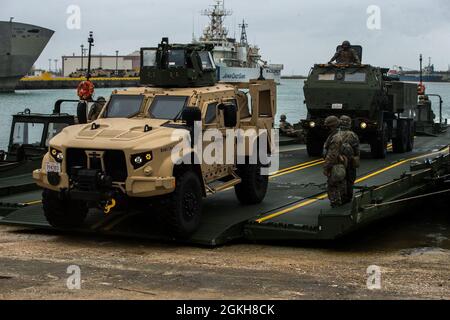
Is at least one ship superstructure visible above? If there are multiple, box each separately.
[0,20,54,92]
[194,0,283,83]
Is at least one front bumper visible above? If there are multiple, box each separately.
[301,118,379,138]
[33,169,176,198]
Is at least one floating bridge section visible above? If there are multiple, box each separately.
[0,133,449,246]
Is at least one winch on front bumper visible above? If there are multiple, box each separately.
[68,167,115,202]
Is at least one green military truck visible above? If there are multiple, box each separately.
[301,47,418,158]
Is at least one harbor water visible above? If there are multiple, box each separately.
[0,80,450,151]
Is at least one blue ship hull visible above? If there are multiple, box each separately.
[399,75,445,82]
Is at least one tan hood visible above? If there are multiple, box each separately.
[50,118,189,151]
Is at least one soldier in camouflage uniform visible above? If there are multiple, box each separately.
[339,116,360,203]
[329,41,361,65]
[279,114,304,139]
[88,96,106,121]
[323,116,347,208]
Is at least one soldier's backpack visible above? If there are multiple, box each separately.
[340,131,360,169]
[330,164,347,184]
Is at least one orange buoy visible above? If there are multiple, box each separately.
[77,80,95,100]
[417,83,426,95]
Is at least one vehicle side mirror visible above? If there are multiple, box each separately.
[182,107,202,127]
[77,101,88,124]
[218,103,238,128]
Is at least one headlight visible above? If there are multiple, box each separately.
[131,152,153,169]
[309,121,316,128]
[50,148,64,163]
[360,122,368,130]
[134,156,143,165]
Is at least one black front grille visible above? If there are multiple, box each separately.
[66,149,127,183]
[104,150,128,182]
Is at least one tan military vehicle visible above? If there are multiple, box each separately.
[33,39,276,238]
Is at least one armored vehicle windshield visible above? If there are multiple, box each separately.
[103,95,144,119]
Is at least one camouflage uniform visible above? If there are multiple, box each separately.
[339,116,360,203]
[323,116,347,208]
[88,97,106,121]
[329,41,361,65]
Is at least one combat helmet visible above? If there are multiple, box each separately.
[340,116,352,130]
[325,116,340,128]
[342,40,351,49]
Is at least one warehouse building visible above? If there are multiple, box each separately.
[61,51,140,77]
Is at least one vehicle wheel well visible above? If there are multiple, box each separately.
[173,163,206,197]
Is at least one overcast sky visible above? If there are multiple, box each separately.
[2,0,450,75]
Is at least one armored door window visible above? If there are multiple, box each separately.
[168,50,185,68]
[12,122,44,146]
[143,49,157,67]
[199,52,216,71]
[205,103,218,125]
[318,73,335,81]
[344,72,366,82]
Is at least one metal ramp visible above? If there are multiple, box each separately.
[0,174,38,197]
[247,144,450,242]
[0,174,323,246]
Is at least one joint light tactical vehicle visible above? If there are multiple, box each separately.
[33,38,277,238]
[302,46,418,158]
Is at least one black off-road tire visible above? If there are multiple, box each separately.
[165,171,203,238]
[306,133,324,157]
[371,123,388,159]
[392,120,408,153]
[42,189,88,229]
[235,164,269,205]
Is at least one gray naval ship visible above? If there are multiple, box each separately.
[194,0,284,84]
[0,19,54,92]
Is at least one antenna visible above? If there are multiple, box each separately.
[419,54,423,85]
[86,31,94,80]
[192,12,196,42]
[239,19,248,45]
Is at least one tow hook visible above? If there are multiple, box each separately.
[103,199,117,214]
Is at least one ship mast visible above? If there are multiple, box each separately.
[200,0,232,46]
[239,19,248,45]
